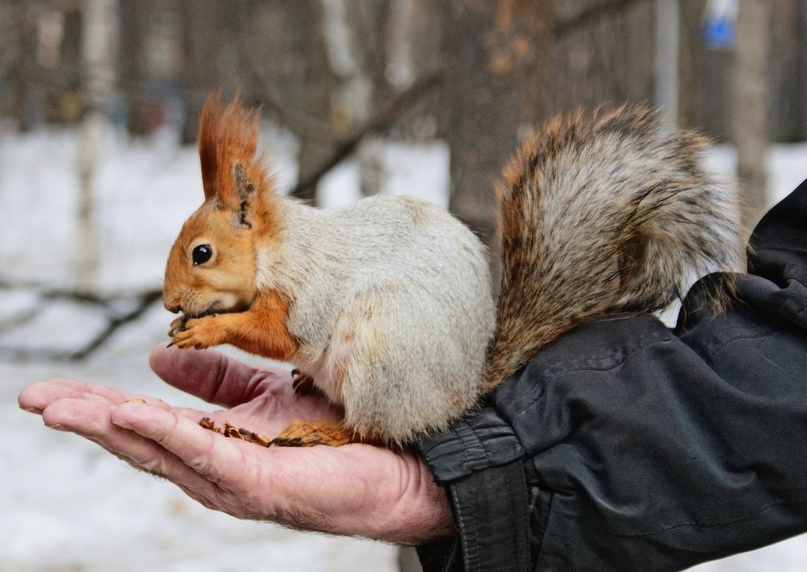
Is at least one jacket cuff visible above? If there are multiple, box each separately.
[416,403,535,572]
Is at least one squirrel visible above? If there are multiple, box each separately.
[163,94,744,447]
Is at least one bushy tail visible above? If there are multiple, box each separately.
[483,105,744,390]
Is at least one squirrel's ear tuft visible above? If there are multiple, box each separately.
[234,162,256,203]
[198,92,223,202]
[197,91,272,211]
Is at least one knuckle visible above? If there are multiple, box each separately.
[140,455,169,476]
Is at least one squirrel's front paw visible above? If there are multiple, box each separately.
[168,314,189,338]
[169,316,220,350]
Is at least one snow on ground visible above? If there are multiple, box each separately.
[0,122,806,571]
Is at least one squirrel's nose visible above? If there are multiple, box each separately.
[163,289,182,314]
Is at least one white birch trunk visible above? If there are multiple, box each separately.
[75,0,117,292]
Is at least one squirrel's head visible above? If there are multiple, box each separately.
[163,93,280,317]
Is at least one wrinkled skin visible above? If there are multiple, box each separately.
[17,344,454,545]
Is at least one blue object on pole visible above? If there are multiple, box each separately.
[703,0,737,49]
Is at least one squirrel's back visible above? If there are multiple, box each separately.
[266,194,494,356]
[484,105,744,389]
[261,193,496,443]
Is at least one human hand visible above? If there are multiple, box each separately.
[17,344,455,544]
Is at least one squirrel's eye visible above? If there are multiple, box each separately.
[192,244,213,266]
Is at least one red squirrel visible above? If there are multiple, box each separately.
[163,94,743,447]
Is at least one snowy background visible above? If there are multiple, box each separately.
[1,121,807,571]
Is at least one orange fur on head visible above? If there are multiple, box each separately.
[197,92,278,234]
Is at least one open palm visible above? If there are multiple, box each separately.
[18,344,453,544]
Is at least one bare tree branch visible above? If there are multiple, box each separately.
[0,285,163,362]
[288,70,443,201]
[68,290,163,361]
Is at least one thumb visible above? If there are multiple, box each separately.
[149,343,263,406]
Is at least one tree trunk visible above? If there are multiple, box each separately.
[119,0,150,136]
[441,0,556,285]
[178,0,223,144]
[677,0,706,131]
[8,1,42,131]
[797,1,807,141]
[75,0,117,292]
[545,0,657,117]
[291,1,340,204]
[733,0,770,229]
[655,0,679,128]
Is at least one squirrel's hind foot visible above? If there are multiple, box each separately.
[271,419,370,447]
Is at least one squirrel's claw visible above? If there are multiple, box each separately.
[168,314,189,338]
[291,369,317,394]
[169,315,219,350]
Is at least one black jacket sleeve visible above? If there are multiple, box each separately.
[416,180,807,572]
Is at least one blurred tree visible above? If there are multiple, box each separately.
[545,0,656,117]
[0,1,16,121]
[275,1,339,204]
[386,0,443,94]
[733,0,770,229]
[6,1,41,131]
[769,0,807,142]
[440,0,556,283]
[321,0,389,197]
[678,0,707,132]
[321,0,389,130]
[679,0,800,145]
[119,0,151,136]
[796,0,807,141]
[2,1,89,130]
[655,0,679,128]
[384,0,444,143]
[75,0,118,291]
[679,0,734,139]
[178,0,224,143]
[439,0,659,283]
[234,1,442,204]
[233,0,340,203]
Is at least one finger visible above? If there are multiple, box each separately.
[19,378,122,413]
[49,379,128,403]
[113,402,451,541]
[19,380,79,414]
[111,401,347,526]
[149,343,293,407]
[43,398,224,502]
[19,378,165,414]
[112,401,251,488]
